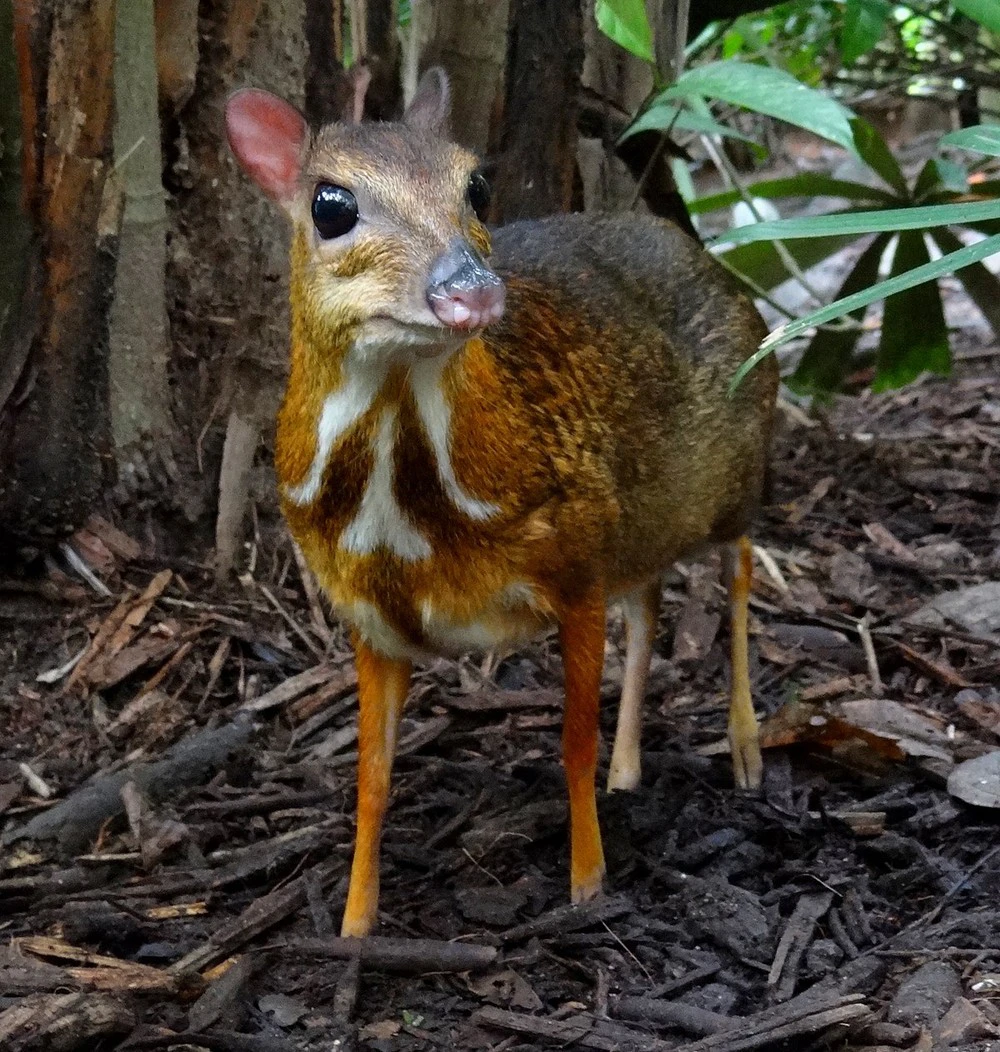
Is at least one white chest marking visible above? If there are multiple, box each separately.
[340,407,432,561]
[410,361,499,520]
[284,366,385,506]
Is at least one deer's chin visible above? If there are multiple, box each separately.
[353,315,469,362]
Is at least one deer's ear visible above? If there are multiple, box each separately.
[404,67,451,136]
[226,88,308,204]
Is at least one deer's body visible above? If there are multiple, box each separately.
[226,71,778,938]
[280,213,773,659]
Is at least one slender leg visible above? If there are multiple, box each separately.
[558,583,607,903]
[607,579,660,792]
[725,536,762,790]
[341,636,412,937]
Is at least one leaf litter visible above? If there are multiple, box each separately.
[1,349,999,1047]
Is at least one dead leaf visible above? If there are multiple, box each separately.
[85,514,142,561]
[948,751,1000,808]
[828,550,876,605]
[840,699,954,765]
[785,476,834,524]
[467,969,543,1011]
[957,690,1000,740]
[893,641,971,688]
[259,993,309,1027]
[360,1019,402,1040]
[909,582,1000,638]
[673,602,721,662]
[863,522,918,563]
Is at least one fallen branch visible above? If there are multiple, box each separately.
[169,858,341,977]
[0,992,135,1052]
[4,715,253,854]
[501,894,633,943]
[473,1006,673,1051]
[285,935,497,974]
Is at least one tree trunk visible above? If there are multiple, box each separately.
[360,0,402,119]
[109,0,172,457]
[163,0,306,570]
[491,0,584,223]
[408,0,510,154]
[0,0,119,546]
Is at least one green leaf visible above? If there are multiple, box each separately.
[874,232,949,390]
[656,61,857,152]
[851,118,908,196]
[789,234,890,394]
[595,0,654,61]
[733,231,1000,389]
[913,158,944,200]
[719,233,859,291]
[929,226,1000,336]
[713,198,1000,246]
[952,0,1000,36]
[935,159,971,194]
[621,104,759,144]
[689,173,894,215]
[841,0,889,64]
[941,125,1000,158]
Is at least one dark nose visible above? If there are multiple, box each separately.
[426,239,505,330]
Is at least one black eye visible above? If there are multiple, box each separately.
[312,183,358,239]
[467,171,490,221]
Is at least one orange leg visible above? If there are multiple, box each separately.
[725,536,762,790]
[341,637,411,937]
[559,584,607,903]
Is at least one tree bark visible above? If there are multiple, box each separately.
[0,0,119,546]
[491,0,584,223]
[109,0,172,456]
[409,0,511,155]
[165,0,306,569]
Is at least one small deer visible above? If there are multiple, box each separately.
[226,68,778,937]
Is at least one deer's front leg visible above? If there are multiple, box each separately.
[559,584,607,903]
[341,637,411,937]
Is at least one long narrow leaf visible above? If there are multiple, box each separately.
[656,61,857,152]
[930,227,1000,336]
[941,125,1000,158]
[719,233,859,291]
[789,234,890,394]
[714,198,1000,246]
[689,174,894,215]
[874,232,949,390]
[851,118,908,196]
[730,232,1000,390]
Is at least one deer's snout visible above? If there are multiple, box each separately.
[426,239,505,331]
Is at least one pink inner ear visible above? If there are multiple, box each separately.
[226,89,307,203]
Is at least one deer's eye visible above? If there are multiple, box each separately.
[312,183,358,239]
[467,171,490,221]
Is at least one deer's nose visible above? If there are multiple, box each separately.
[426,239,505,330]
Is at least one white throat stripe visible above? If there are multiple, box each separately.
[410,361,499,520]
[340,407,432,561]
[284,366,384,506]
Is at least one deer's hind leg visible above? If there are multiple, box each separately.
[607,579,660,793]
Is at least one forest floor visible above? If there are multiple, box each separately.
[1,304,1000,1050]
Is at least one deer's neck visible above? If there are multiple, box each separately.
[277,336,498,562]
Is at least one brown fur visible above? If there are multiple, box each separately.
[279,207,776,650]
[231,90,778,934]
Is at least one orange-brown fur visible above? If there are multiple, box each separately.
[279,212,777,652]
[229,79,778,936]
